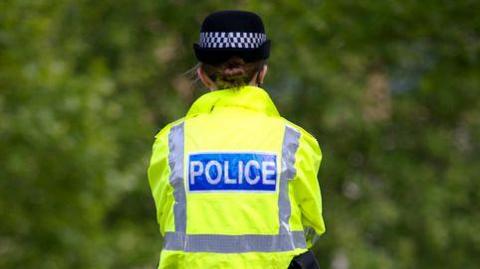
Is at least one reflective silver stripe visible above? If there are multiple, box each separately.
[163,231,306,253]
[279,126,301,235]
[168,122,186,233]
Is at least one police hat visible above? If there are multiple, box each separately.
[193,10,271,65]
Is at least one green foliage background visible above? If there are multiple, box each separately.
[1,1,479,268]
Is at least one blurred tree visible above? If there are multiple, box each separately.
[0,0,479,268]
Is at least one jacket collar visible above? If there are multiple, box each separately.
[186,86,280,117]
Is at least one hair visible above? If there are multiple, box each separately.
[200,57,266,89]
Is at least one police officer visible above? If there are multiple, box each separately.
[148,10,325,269]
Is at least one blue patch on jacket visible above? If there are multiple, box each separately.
[188,153,277,191]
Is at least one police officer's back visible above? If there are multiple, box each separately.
[148,11,325,269]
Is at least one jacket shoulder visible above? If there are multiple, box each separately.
[282,119,322,160]
[282,119,319,145]
[153,117,185,140]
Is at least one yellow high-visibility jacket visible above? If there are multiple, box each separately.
[148,86,325,269]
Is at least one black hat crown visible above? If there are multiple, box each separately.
[194,10,271,64]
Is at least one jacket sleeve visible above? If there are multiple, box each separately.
[147,125,173,236]
[293,130,326,246]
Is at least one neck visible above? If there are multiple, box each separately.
[209,73,262,91]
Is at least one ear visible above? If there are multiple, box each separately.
[250,64,268,86]
[197,66,217,91]
[258,65,268,84]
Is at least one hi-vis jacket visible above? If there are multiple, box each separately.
[148,86,325,269]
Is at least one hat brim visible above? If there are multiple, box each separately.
[193,40,270,65]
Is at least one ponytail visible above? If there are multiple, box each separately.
[200,57,266,89]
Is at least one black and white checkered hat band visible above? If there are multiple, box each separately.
[199,32,267,49]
